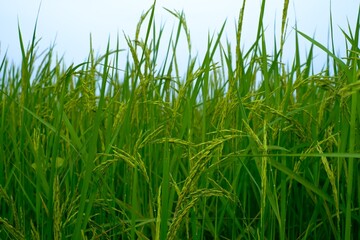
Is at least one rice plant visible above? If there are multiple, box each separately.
[0,1,359,239]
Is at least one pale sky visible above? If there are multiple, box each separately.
[0,0,358,72]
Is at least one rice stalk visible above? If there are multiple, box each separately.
[167,189,229,240]
[0,217,24,240]
[155,186,161,240]
[30,219,40,240]
[112,147,150,184]
[53,175,61,240]
[280,0,290,51]
[167,135,236,239]
[316,144,340,238]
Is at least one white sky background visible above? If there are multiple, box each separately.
[0,0,359,73]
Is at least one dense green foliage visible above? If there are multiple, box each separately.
[1,1,359,239]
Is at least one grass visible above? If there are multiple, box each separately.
[1,0,359,239]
